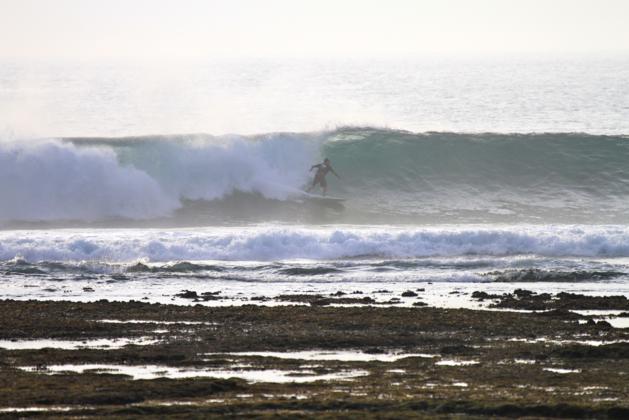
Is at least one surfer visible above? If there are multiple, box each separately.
[306,158,339,196]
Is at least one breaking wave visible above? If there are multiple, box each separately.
[2,128,629,224]
[3,225,629,263]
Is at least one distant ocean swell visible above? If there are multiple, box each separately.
[2,225,629,263]
[1,127,629,223]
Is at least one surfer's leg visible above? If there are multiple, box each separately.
[308,175,322,192]
[321,178,327,196]
[306,178,317,192]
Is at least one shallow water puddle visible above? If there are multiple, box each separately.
[97,319,217,326]
[422,382,470,389]
[20,364,368,383]
[208,350,436,362]
[261,394,309,400]
[435,360,480,366]
[0,337,159,350]
[573,310,628,317]
[0,406,79,413]
[143,401,198,407]
[497,359,537,365]
[605,318,629,328]
[507,337,629,346]
[543,367,581,374]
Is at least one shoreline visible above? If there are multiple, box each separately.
[1,295,628,417]
[4,278,629,312]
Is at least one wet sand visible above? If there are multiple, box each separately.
[1,292,629,418]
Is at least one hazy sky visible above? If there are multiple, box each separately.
[1,0,629,59]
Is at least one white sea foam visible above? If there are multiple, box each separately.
[2,225,629,263]
[0,135,319,222]
[121,134,318,202]
[0,140,178,221]
[20,364,368,383]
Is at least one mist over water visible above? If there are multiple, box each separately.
[2,57,629,137]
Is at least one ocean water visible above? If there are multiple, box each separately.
[1,56,629,304]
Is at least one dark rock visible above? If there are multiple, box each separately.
[200,291,221,301]
[596,320,613,329]
[553,343,629,359]
[471,291,496,300]
[483,289,629,311]
[441,345,477,355]
[278,294,376,306]
[401,290,418,297]
[175,290,198,299]
[309,299,332,306]
[514,289,534,298]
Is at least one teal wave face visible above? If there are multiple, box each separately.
[321,128,629,223]
[3,128,627,225]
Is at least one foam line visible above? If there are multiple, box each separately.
[2,225,629,262]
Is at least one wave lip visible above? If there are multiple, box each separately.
[2,225,629,263]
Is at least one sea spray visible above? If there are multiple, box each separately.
[0,140,178,221]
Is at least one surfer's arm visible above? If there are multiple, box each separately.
[310,164,320,171]
[330,167,340,178]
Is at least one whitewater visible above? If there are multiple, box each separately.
[2,56,629,304]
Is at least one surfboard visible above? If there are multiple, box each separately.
[300,192,346,203]
[297,191,346,209]
[305,195,346,203]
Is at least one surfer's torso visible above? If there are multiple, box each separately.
[314,164,331,178]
